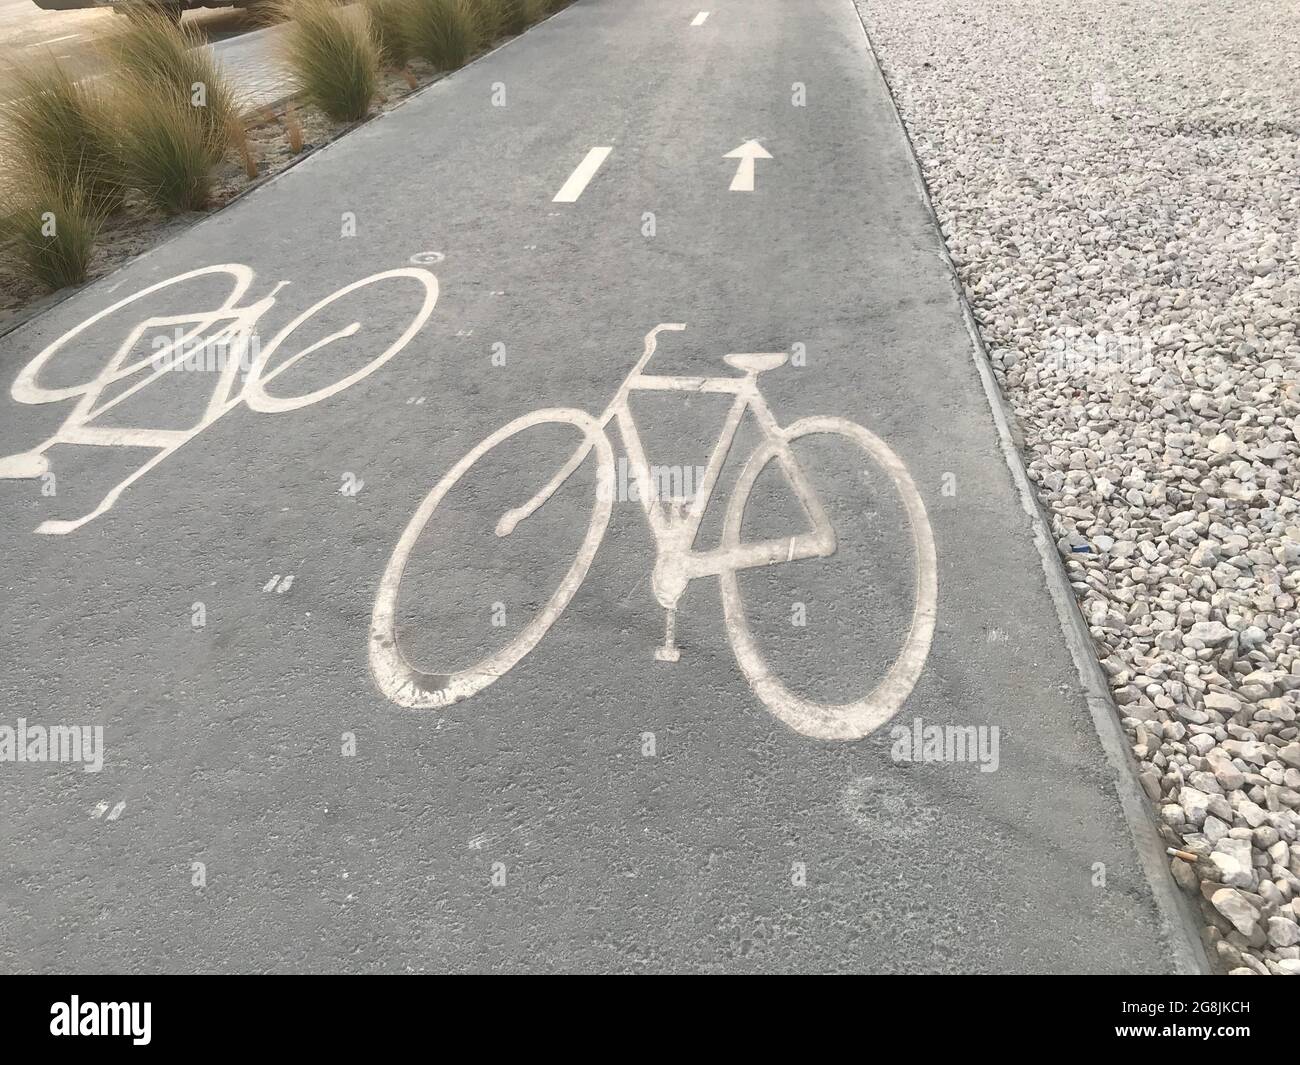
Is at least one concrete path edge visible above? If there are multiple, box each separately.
[851,3,1212,975]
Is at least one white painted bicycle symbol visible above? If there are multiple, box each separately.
[370,324,938,740]
[0,263,438,534]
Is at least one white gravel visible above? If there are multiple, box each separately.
[856,0,1300,973]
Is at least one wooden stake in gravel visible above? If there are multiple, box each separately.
[284,102,304,153]
[229,119,258,178]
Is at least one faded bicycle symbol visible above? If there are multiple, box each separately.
[370,324,938,741]
[0,263,438,534]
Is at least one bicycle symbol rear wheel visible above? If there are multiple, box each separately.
[10,265,254,404]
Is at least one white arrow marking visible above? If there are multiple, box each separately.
[553,147,613,203]
[691,11,709,25]
[724,140,772,192]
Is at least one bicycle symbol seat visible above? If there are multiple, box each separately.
[723,352,788,373]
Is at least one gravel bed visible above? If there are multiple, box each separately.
[856,0,1300,973]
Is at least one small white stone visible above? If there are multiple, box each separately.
[1267,916,1300,948]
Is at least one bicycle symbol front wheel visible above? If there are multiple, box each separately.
[243,268,438,414]
[369,408,615,709]
[719,416,938,741]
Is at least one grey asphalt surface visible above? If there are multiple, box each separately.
[0,0,1191,972]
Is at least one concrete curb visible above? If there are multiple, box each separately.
[850,3,1212,975]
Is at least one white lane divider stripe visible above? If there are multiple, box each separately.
[691,12,710,26]
[553,147,613,203]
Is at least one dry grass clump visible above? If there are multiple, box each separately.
[403,0,479,71]
[278,0,379,122]
[0,178,105,290]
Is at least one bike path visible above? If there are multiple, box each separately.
[0,0,1197,972]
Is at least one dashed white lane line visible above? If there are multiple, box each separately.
[691,12,710,26]
[33,33,81,47]
[553,146,612,203]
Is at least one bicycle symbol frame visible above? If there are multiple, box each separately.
[370,324,938,740]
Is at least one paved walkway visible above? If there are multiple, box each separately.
[209,18,294,111]
[0,0,1204,973]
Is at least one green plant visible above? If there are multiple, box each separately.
[471,0,504,42]
[498,0,529,35]
[364,0,412,68]
[103,9,240,153]
[493,0,540,34]
[115,79,224,212]
[0,62,124,215]
[403,0,477,71]
[278,0,379,122]
[0,178,103,290]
